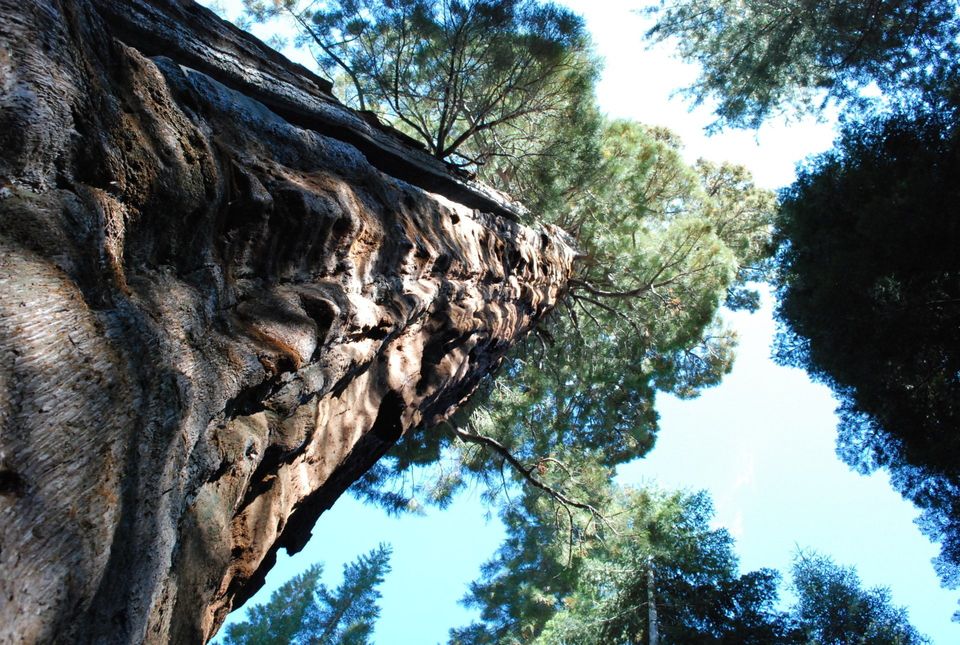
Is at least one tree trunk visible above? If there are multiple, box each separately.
[647,562,660,645]
[0,1,573,643]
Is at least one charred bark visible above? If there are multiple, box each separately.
[0,1,573,642]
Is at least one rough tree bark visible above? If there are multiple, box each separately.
[0,1,574,642]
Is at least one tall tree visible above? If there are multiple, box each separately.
[791,551,929,644]
[529,489,794,645]
[450,484,928,644]
[773,106,960,590]
[1,0,582,641]
[204,4,784,636]
[203,5,779,622]
[645,0,960,128]
[223,545,392,645]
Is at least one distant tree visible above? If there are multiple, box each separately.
[645,0,960,128]
[240,0,597,170]
[773,105,960,590]
[222,545,391,645]
[532,489,795,645]
[791,550,929,644]
[449,485,928,644]
[450,487,791,644]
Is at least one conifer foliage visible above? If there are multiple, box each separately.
[240,0,595,169]
[646,0,960,128]
[222,545,392,645]
[453,486,927,644]
[650,0,960,594]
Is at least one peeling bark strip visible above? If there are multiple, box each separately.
[0,1,574,643]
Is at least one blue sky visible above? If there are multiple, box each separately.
[207,0,960,642]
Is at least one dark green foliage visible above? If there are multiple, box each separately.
[532,490,794,645]
[222,545,392,645]
[791,551,929,644]
[646,0,960,128]
[241,0,596,170]
[773,106,960,589]
[649,0,960,606]
[451,488,788,644]
[451,485,927,644]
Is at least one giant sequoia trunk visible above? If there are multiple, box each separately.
[0,1,573,642]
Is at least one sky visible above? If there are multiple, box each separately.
[206,1,960,642]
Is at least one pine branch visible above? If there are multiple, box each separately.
[446,424,603,520]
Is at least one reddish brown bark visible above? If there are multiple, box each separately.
[0,1,573,642]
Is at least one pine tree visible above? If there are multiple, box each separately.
[451,485,927,645]
[646,0,960,128]
[222,545,392,645]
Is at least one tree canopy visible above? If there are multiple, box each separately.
[450,484,927,644]
[791,551,929,645]
[648,0,960,601]
[774,105,960,590]
[222,545,392,645]
[646,0,960,129]
[240,0,596,171]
